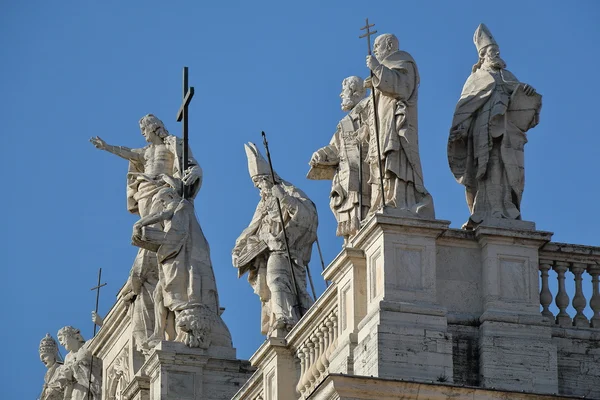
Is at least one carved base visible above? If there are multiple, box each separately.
[140,341,253,400]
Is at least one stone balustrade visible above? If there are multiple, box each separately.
[539,242,600,328]
[287,285,339,399]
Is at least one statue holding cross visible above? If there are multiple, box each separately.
[90,67,232,351]
[90,80,202,351]
[359,21,435,219]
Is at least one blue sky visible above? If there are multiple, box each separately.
[2,1,599,397]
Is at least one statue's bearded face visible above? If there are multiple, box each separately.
[340,83,358,112]
[483,45,506,70]
[40,352,56,368]
[140,126,161,143]
[253,176,273,197]
[373,36,396,62]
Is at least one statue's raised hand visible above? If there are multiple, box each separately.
[366,55,380,71]
[90,136,107,150]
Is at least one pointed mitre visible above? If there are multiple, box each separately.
[473,23,497,53]
[39,333,58,355]
[244,142,270,178]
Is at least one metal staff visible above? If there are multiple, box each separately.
[261,131,305,318]
[176,67,195,199]
[306,264,318,301]
[359,18,386,209]
[87,268,106,400]
[315,237,329,287]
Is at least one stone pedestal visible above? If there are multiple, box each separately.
[90,289,254,400]
[475,224,558,394]
[140,341,252,400]
[232,338,298,400]
[350,214,454,382]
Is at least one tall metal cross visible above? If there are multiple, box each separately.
[88,268,106,400]
[176,66,195,199]
[359,18,386,209]
[359,18,377,55]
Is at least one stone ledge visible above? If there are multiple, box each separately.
[309,374,579,399]
[351,214,451,249]
[122,375,150,400]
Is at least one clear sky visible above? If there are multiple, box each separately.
[2,1,599,398]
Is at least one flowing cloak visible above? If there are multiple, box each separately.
[58,344,102,400]
[155,199,220,314]
[448,67,541,206]
[123,135,202,348]
[233,180,318,276]
[369,50,428,197]
[307,98,371,236]
[40,363,65,400]
[126,135,202,215]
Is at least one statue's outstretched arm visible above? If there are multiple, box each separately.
[90,136,143,162]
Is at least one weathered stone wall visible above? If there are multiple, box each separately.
[553,331,600,398]
[448,324,479,386]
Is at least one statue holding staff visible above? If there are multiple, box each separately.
[448,24,541,228]
[233,142,317,336]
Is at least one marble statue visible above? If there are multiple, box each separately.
[132,185,233,349]
[233,143,317,336]
[448,24,541,229]
[90,114,202,351]
[55,326,102,400]
[364,33,434,218]
[308,76,371,242]
[38,334,65,400]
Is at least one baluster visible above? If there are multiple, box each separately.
[316,329,325,373]
[301,346,311,391]
[539,260,554,320]
[320,325,330,367]
[588,265,600,328]
[296,348,306,394]
[332,310,339,343]
[553,261,572,327]
[571,263,589,327]
[324,315,335,361]
[307,337,317,385]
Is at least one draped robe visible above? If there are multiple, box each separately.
[233,181,317,335]
[368,50,434,218]
[448,66,541,225]
[125,135,201,350]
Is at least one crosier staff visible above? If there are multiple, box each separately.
[359,18,386,209]
[261,131,306,318]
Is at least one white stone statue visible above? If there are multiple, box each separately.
[448,24,541,229]
[90,114,202,351]
[233,143,317,336]
[55,326,102,400]
[364,33,434,218]
[132,185,233,349]
[38,334,65,400]
[308,76,371,243]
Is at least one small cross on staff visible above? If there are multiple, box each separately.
[88,268,106,400]
[359,18,386,209]
[176,66,195,199]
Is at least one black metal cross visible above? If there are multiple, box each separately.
[90,268,107,337]
[359,18,386,209]
[176,66,195,199]
[359,18,377,56]
[88,268,106,400]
